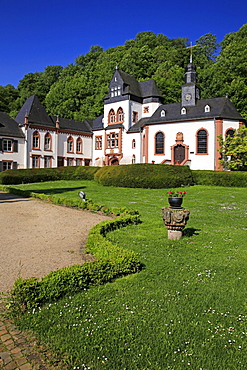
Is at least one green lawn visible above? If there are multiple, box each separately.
[12,181,247,369]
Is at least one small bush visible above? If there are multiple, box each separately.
[0,166,99,185]
[9,209,142,311]
[94,164,193,189]
[192,170,247,187]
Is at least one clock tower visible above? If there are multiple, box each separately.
[181,62,200,107]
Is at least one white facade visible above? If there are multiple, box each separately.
[0,66,244,172]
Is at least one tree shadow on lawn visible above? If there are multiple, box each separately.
[183,228,201,237]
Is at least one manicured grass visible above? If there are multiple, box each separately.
[11,181,247,369]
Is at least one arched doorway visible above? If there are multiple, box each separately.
[109,157,119,165]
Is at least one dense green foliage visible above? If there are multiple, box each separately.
[7,181,247,369]
[1,25,247,120]
[192,169,247,187]
[0,166,99,185]
[94,163,194,188]
[2,164,247,189]
[218,126,247,170]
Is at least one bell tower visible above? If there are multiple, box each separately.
[181,62,200,107]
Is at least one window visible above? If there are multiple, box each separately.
[107,132,119,148]
[155,132,165,154]
[111,86,121,97]
[1,139,18,152]
[117,107,124,122]
[76,159,82,166]
[160,110,166,117]
[132,111,138,123]
[132,139,136,149]
[95,136,102,150]
[204,105,210,113]
[76,137,83,153]
[181,107,186,115]
[226,129,235,138]
[67,136,74,152]
[197,129,208,154]
[108,109,116,124]
[132,155,136,164]
[44,156,52,168]
[3,161,12,171]
[67,158,73,166]
[144,106,149,114]
[32,155,40,168]
[3,139,12,152]
[32,131,40,149]
[44,133,52,150]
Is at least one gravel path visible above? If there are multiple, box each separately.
[0,192,111,293]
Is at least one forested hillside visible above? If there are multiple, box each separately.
[1,24,247,120]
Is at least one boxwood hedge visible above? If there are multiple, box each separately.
[0,166,99,185]
[94,164,194,189]
[192,170,247,187]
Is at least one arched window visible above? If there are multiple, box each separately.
[67,136,74,153]
[117,107,124,122]
[226,128,235,138]
[108,109,116,124]
[44,132,52,150]
[76,137,83,153]
[32,131,40,149]
[197,129,208,154]
[132,139,136,149]
[155,132,165,154]
[132,155,136,164]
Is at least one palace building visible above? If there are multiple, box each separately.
[0,63,244,172]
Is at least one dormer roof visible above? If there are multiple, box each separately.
[105,69,163,102]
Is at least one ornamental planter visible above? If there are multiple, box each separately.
[168,197,183,208]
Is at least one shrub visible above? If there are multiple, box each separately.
[94,164,194,189]
[192,170,247,187]
[9,210,142,311]
[0,166,99,185]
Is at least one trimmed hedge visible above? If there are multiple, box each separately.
[0,166,99,185]
[192,170,247,187]
[94,164,194,189]
[7,187,142,312]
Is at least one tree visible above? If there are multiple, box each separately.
[218,126,247,170]
[0,84,19,114]
[202,24,247,118]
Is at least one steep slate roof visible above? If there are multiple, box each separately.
[16,95,93,135]
[92,114,104,130]
[117,70,163,99]
[15,95,54,127]
[0,112,25,138]
[51,116,93,134]
[128,97,244,133]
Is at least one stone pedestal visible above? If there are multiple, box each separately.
[162,206,190,240]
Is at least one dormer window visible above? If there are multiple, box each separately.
[143,106,149,114]
[111,86,121,97]
[204,104,210,113]
[160,110,166,117]
[181,107,186,115]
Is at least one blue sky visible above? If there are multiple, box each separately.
[1,0,246,87]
